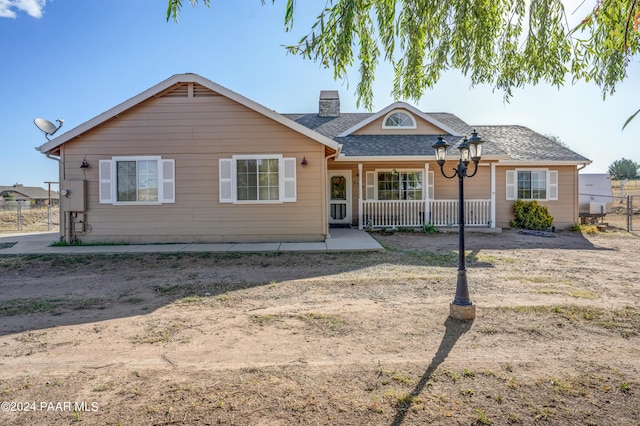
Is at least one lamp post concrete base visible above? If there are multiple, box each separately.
[450,302,476,320]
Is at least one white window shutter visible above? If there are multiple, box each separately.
[161,159,175,203]
[219,158,233,203]
[506,170,516,200]
[428,171,435,200]
[99,160,113,204]
[366,171,375,200]
[283,157,297,202]
[548,170,558,200]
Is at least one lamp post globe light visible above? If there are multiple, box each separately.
[432,130,484,320]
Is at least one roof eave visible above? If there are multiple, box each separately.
[496,159,593,166]
[335,154,508,162]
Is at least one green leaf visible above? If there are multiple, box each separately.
[622,108,640,130]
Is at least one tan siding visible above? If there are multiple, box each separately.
[495,165,578,229]
[354,115,448,135]
[61,94,328,243]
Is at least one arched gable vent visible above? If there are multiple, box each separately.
[382,110,417,129]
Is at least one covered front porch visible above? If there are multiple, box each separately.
[327,162,496,231]
[359,199,493,229]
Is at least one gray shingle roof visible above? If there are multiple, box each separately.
[473,126,591,162]
[334,134,458,157]
[284,112,590,163]
[283,113,371,138]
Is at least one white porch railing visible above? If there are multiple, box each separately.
[361,199,492,229]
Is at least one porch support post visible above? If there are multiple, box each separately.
[358,163,363,230]
[490,162,496,228]
[424,163,430,225]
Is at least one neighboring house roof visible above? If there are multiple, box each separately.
[0,185,59,200]
[38,74,341,155]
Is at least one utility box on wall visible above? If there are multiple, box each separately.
[66,180,87,212]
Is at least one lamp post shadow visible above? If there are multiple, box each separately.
[391,316,474,426]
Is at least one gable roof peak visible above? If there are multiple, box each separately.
[336,101,462,137]
[37,73,340,154]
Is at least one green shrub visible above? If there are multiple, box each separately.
[510,200,553,231]
[569,223,599,234]
[421,223,438,234]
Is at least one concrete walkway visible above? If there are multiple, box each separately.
[0,229,383,255]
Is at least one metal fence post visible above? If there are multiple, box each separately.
[17,204,22,231]
[631,195,634,232]
[628,195,632,232]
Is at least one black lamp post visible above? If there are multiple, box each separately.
[432,130,484,320]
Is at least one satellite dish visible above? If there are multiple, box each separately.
[34,117,64,140]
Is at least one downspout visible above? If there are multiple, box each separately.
[38,147,68,242]
[576,163,589,225]
[325,148,340,239]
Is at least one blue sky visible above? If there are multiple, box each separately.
[1,0,638,189]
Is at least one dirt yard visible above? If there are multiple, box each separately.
[0,228,639,425]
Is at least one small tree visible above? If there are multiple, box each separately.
[608,158,640,180]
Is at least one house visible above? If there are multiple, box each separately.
[0,184,59,208]
[37,73,591,244]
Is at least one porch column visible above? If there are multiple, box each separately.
[424,163,430,225]
[490,162,496,228]
[358,163,363,229]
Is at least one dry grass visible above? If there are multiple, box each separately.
[0,207,59,233]
[0,222,639,425]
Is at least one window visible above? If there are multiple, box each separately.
[236,158,280,201]
[517,170,546,199]
[383,111,416,129]
[117,159,159,202]
[99,156,175,205]
[376,171,423,200]
[219,155,297,204]
[506,169,558,201]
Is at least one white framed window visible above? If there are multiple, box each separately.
[382,111,417,129]
[506,169,558,201]
[219,155,296,204]
[99,156,175,205]
[366,170,424,200]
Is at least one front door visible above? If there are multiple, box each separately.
[328,171,352,225]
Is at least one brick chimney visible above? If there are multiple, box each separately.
[319,90,340,117]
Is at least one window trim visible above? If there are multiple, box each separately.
[99,156,175,206]
[219,154,297,204]
[382,110,417,129]
[370,169,425,200]
[112,156,162,205]
[506,168,558,201]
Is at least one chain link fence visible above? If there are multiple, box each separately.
[0,204,60,233]
[582,179,639,233]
